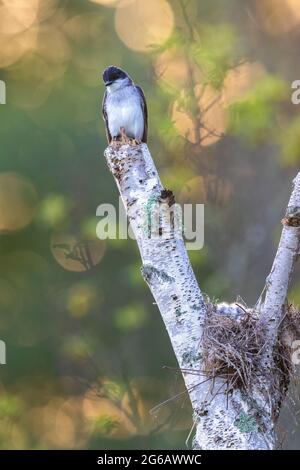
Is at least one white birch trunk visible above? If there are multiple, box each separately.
[258,173,300,417]
[104,143,300,450]
[260,173,300,342]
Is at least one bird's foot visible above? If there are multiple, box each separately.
[130,138,141,146]
[110,138,121,149]
[120,127,130,145]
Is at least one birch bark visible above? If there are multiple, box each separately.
[104,143,299,449]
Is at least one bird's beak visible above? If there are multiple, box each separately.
[105,81,113,87]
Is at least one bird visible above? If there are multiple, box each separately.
[102,66,148,146]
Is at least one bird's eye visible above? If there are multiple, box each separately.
[110,72,119,80]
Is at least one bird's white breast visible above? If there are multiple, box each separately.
[106,86,144,140]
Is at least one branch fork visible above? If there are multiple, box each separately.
[104,143,300,449]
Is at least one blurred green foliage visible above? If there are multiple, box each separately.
[0,0,300,450]
[192,23,239,88]
[229,76,288,143]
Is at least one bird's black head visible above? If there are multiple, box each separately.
[102,66,128,86]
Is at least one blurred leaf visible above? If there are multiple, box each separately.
[0,396,22,419]
[280,115,300,165]
[288,284,300,307]
[228,76,287,143]
[38,194,70,229]
[114,304,148,332]
[63,335,92,360]
[191,24,238,88]
[66,282,98,318]
[102,380,125,402]
[93,415,120,436]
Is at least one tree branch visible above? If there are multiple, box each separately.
[260,173,300,343]
[104,143,287,449]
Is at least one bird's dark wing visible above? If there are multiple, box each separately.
[102,90,111,144]
[135,85,148,143]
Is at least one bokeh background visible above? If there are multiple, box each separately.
[0,0,300,450]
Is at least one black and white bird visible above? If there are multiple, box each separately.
[102,66,148,146]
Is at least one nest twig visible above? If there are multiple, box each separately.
[202,302,265,392]
[202,301,300,397]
